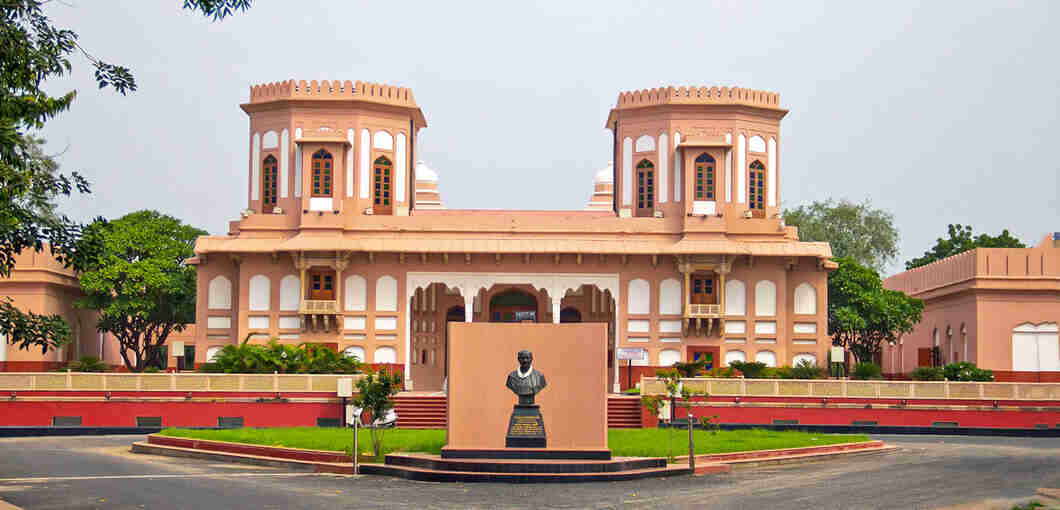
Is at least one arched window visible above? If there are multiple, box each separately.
[748,160,765,215]
[755,350,777,367]
[724,280,746,316]
[374,346,397,364]
[344,275,367,311]
[635,159,655,217]
[311,149,333,197]
[627,278,650,314]
[793,353,817,366]
[207,276,232,310]
[754,280,776,316]
[279,275,301,311]
[659,278,682,315]
[373,156,392,214]
[248,274,270,311]
[724,350,746,365]
[694,153,715,201]
[262,155,278,208]
[206,347,224,363]
[794,283,817,315]
[343,346,365,362]
[375,275,397,312]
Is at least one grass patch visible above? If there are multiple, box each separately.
[159,427,870,463]
[608,428,869,458]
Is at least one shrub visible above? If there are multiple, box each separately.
[705,366,738,378]
[671,357,708,378]
[353,368,403,459]
[58,356,108,372]
[623,387,641,395]
[199,335,362,374]
[728,361,767,378]
[763,366,793,379]
[852,362,882,380]
[910,366,945,381]
[942,362,994,382]
[142,366,161,373]
[791,360,826,380]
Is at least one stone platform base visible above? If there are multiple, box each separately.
[372,453,688,483]
[441,447,612,460]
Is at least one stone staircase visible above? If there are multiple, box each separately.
[393,395,447,429]
[392,394,642,429]
[607,395,642,428]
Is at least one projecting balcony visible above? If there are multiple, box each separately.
[300,299,339,315]
[685,303,721,318]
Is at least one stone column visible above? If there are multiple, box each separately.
[552,297,562,324]
[463,294,474,323]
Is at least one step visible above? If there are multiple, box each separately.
[386,453,664,473]
[360,463,690,483]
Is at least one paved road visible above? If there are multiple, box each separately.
[0,434,1057,509]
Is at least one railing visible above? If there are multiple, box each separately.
[685,303,721,317]
[300,300,338,314]
[0,372,365,393]
[639,377,1060,401]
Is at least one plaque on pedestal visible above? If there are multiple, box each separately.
[505,404,546,448]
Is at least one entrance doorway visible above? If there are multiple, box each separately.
[687,346,719,372]
[489,289,538,323]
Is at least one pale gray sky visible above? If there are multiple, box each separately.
[41,1,1059,276]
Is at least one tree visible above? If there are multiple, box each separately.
[905,224,1025,270]
[783,199,899,273]
[828,257,924,363]
[353,369,403,459]
[74,211,205,372]
[0,0,248,355]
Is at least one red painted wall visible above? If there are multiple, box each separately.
[0,400,343,427]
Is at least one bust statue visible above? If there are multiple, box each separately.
[505,350,547,406]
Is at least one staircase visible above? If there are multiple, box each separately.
[607,395,642,428]
[394,395,447,429]
[393,395,642,429]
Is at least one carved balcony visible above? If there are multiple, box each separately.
[685,303,721,318]
[300,299,339,315]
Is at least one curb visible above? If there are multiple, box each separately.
[665,440,896,474]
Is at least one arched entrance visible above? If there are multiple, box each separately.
[489,288,538,323]
[560,307,582,323]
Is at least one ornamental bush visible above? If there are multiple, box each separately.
[942,362,995,382]
[728,361,768,378]
[791,360,827,380]
[57,356,108,372]
[851,362,882,380]
[198,335,363,374]
[910,366,945,381]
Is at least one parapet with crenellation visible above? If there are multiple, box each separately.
[247,79,418,108]
[613,85,782,111]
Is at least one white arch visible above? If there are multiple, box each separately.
[635,134,655,153]
[207,276,232,310]
[251,133,261,201]
[748,135,766,153]
[627,279,650,315]
[794,283,817,315]
[1013,322,1060,372]
[659,349,681,367]
[673,132,682,202]
[793,353,818,366]
[376,275,398,312]
[346,128,355,197]
[206,346,223,362]
[280,129,290,198]
[657,133,668,203]
[724,350,746,365]
[248,275,270,311]
[767,137,777,207]
[279,275,300,311]
[754,280,777,317]
[359,129,371,199]
[737,134,746,204]
[725,280,746,316]
[373,130,393,150]
[343,346,366,362]
[724,132,732,202]
[293,128,303,197]
[396,132,407,202]
[659,278,681,315]
[622,137,633,206]
[262,130,279,149]
[755,350,777,367]
[345,275,367,311]
[374,346,397,364]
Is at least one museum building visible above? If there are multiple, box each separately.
[180,80,835,392]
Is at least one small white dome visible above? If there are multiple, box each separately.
[415,161,438,182]
[594,162,614,184]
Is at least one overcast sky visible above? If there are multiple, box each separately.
[41,1,1058,276]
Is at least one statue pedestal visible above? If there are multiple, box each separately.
[505,404,546,448]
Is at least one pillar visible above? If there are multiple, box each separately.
[463,294,474,323]
[552,297,562,324]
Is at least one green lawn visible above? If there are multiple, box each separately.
[158,427,869,462]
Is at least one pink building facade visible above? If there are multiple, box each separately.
[882,235,1060,382]
[185,80,835,392]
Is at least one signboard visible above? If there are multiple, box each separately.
[830,346,844,362]
[337,378,353,398]
[171,341,185,356]
[617,348,648,361]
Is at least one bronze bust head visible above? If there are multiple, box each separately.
[505,350,547,406]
